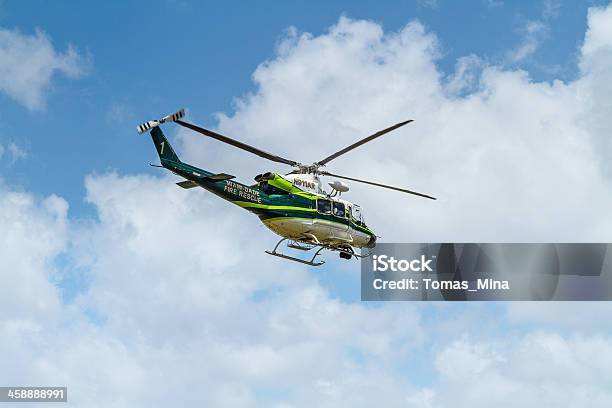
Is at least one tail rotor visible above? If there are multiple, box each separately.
[136,109,185,134]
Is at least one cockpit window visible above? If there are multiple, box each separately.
[332,201,345,218]
[317,199,331,214]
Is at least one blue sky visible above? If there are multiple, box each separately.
[0,0,605,218]
[3,1,612,406]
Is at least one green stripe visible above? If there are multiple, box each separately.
[261,214,374,235]
[233,201,316,212]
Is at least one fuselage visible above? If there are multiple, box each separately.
[160,157,377,249]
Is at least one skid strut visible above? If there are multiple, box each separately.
[265,238,326,267]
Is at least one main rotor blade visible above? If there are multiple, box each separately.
[320,171,436,200]
[175,119,299,166]
[316,120,413,166]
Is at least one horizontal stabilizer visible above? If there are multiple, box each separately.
[204,173,235,182]
[176,180,199,189]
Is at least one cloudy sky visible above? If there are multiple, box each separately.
[2,0,612,406]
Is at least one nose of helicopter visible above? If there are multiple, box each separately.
[366,234,377,248]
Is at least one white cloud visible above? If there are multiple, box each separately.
[1,173,428,407]
[581,4,612,59]
[445,54,484,95]
[8,142,27,162]
[543,0,561,20]
[507,302,612,332]
[0,183,67,322]
[417,0,439,9]
[577,4,612,177]
[506,20,548,63]
[485,0,504,8]
[68,173,429,406]
[0,27,87,110]
[5,142,27,165]
[505,0,561,64]
[4,3,612,406]
[431,333,612,407]
[0,141,28,164]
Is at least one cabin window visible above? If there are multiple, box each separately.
[317,199,332,214]
[332,201,345,218]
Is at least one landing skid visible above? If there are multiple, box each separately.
[265,238,325,266]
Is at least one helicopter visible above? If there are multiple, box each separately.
[137,109,436,266]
